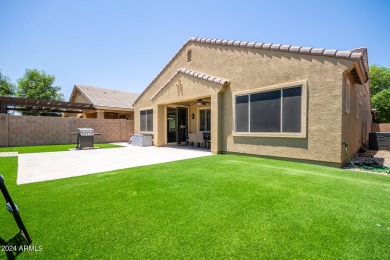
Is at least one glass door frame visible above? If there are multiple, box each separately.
[165,105,189,145]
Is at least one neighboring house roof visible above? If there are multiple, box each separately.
[150,68,230,100]
[70,85,139,110]
[133,37,369,106]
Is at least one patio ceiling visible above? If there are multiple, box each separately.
[170,97,211,106]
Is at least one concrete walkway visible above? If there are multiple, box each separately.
[17,144,212,185]
[0,152,18,157]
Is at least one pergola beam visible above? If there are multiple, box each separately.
[0,96,96,113]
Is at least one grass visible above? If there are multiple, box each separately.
[0,143,123,154]
[0,155,389,259]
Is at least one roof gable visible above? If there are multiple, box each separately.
[150,68,229,100]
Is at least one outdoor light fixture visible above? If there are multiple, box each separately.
[191,113,195,119]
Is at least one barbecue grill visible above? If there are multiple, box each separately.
[75,128,100,149]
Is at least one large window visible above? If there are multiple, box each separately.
[140,109,153,132]
[235,86,302,133]
[199,108,211,132]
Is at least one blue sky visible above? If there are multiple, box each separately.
[1,0,389,100]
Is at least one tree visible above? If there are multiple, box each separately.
[17,69,64,101]
[370,65,390,123]
[16,69,65,116]
[371,89,390,123]
[370,65,390,96]
[0,70,16,96]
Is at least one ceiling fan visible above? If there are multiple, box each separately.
[191,99,211,106]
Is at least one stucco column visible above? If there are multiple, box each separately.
[154,104,165,146]
[210,92,221,154]
[97,111,104,119]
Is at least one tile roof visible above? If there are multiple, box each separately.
[133,37,368,105]
[178,68,229,85]
[150,68,229,100]
[190,37,367,61]
[74,85,139,110]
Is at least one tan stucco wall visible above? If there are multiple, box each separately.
[72,91,90,104]
[341,76,372,162]
[134,41,368,164]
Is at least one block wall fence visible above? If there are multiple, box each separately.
[371,123,390,133]
[0,114,133,147]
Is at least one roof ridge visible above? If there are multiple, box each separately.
[189,37,367,59]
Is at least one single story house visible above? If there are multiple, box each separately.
[133,37,370,166]
[67,84,139,120]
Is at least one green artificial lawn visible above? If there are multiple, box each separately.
[0,143,122,154]
[0,155,389,259]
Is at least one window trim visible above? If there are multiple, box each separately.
[197,107,211,133]
[232,80,307,138]
[139,107,154,133]
[345,78,351,114]
[355,93,360,119]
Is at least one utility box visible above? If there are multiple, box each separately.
[131,134,152,147]
[369,132,390,150]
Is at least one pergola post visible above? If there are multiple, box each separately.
[0,101,6,113]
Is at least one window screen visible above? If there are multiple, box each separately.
[234,86,302,134]
[146,110,153,131]
[200,110,206,131]
[235,95,249,132]
[140,109,153,131]
[199,109,211,131]
[282,87,301,132]
[140,110,147,131]
[250,90,281,132]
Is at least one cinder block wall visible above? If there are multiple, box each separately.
[371,123,390,132]
[76,118,133,143]
[0,115,133,147]
[0,114,9,147]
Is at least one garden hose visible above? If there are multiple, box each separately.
[342,142,355,166]
[342,142,390,174]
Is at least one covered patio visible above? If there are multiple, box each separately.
[135,68,230,153]
[159,97,211,148]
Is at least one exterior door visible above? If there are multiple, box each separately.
[167,107,188,144]
[167,107,177,143]
[177,107,188,143]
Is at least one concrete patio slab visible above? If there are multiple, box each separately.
[0,152,18,157]
[17,145,212,185]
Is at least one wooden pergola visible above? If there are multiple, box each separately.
[0,96,95,114]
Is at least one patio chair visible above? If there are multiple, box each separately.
[188,133,196,148]
[195,133,205,148]
[203,132,211,149]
